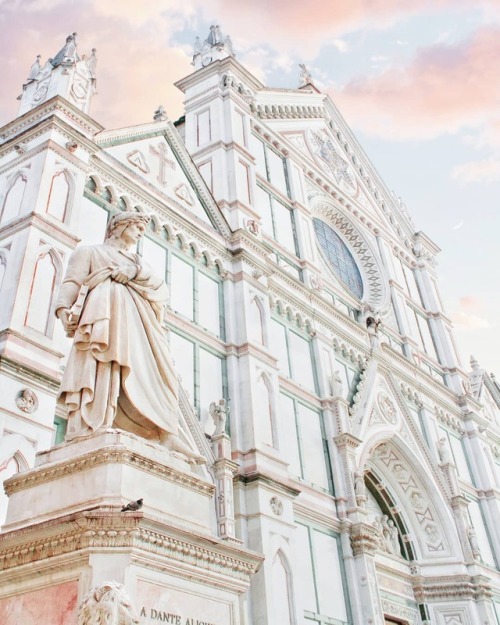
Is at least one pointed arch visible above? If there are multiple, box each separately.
[361,434,462,561]
[46,168,74,222]
[0,248,8,293]
[270,549,296,625]
[1,171,28,224]
[249,293,266,346]
[25,247,62,336]
[256,370,277,448]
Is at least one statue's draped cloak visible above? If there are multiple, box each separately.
[56,244,178,440]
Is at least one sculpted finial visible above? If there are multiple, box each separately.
[298,63,313,87]
[27,55,42,81]
[153,105,168,122]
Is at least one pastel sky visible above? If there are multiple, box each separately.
[1,0,498,375]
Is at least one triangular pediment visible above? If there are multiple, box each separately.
[350,360,427,459]
[94,121,231,237]
[281,125,393,228]
[254,89,413,238]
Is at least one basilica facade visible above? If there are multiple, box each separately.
[0,28,500,625]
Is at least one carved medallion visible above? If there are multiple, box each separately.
[15,388,38,414]
[270,496,283,516]
[377,392,397,424]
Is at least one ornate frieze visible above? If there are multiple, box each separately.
[0,511,262,586]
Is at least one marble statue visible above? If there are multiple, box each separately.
[354,470,366,507]
[77,581,139,625]
[467,525,481,559]
[298,63,313,87]
[366,316,381,351]
[56,211,204,463]
[209,398,229,436]
[437,437,451,464]
[329,370,343,397]
[387,519,400,555]
[16,388,38,414]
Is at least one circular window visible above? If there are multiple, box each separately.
[313,218,363,299]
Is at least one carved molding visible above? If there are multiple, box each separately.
[350,521,380,556]
[4,445,215,497]
[0,512,262,586]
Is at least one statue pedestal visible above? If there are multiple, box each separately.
[0,431,262,625]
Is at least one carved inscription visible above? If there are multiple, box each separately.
[140,607,217,625]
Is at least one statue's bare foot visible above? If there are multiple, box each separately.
[160,432,206,465]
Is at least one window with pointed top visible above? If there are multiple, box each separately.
[313,218,363,299]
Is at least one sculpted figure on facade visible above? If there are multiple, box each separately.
[209,398,229,436]
[467,526,481,560]
[298,63,313,87]
[354,470,367,508]
[386,519,401,555]
[437,437,451,464]
[329,370,343,397]
[15,388,38,414]
[77,581,139,625]
[56,211,204,463]
[366,316,381,351]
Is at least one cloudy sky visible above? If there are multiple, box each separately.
[1,0,498,374]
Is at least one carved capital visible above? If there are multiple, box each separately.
[334,433,363,450]
[350,522,380,556]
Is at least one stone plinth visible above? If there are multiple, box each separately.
[3,429,213,534]
[0,431,263,625]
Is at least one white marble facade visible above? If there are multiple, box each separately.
[1,28,500,625]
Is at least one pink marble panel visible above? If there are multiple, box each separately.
[0,580,78,625]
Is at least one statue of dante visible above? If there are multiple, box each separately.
[56,211,204,463]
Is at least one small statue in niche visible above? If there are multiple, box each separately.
[16,388,38,414]
[353,470,367,507]
[328,370,343,397]
[366,316,381,351]
[387,519,401,555]
[210,398,229,436]
[437,437,451,464]
[467,525,481,560]
[372,516,388,552]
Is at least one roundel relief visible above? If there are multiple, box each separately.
[306,129,358,196]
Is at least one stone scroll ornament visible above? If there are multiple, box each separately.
[55,211,205,464]
[77,581,139,625]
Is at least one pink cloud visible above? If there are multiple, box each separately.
[452,296,494,332]
[452,311,494,331]
[216,0,472,53]
[452,158,500,184]
[0,2,193,128]
[459,296,481,310]
[332,25,500,141]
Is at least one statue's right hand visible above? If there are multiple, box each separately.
[57,308,78,334]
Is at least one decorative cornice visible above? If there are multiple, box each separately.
[411,573,492,602]
[0,511,262,589]
[236,470,302,499]
[0,96,103,144]
[4,445,215,497]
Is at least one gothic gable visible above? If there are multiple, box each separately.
[94,122,231,237]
